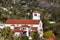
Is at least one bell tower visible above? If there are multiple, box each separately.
[33,10,40,20]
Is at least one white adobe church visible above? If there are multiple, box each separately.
[0,10,43,39]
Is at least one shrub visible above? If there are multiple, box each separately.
[44,30,55,38]
[30,31,36,38]
[20,36,29,40]
[30,31,40,40]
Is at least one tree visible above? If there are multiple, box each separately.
[0,0,3,3]
[41,11,51,27]
[2,28,10,40]
[51,8,60,22]
[31,31,40,40]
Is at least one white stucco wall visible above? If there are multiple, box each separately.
[32,24,39,27]
[14,32,20,36]
[33,17,40,20]
[33,13,40,20]
[5,24,11,26]
[38,21,43,37]
[5,24,22,30]
[26,28,29,37]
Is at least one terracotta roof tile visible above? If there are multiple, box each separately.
[31,27,37,30]
[46,37,55,40]
[5,19,40,24]
[33,10,40,13]
[10,29,26,34]
[21,25,30,28]
[11,24,15,26]
[14,27,20,29]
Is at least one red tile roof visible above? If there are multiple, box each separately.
[33,10,40,13]
[31,27,37,30]
[10,29,26,34]
[14,27,20,29]
[5,19,40,24]
[46,37,55,40]
[21,25,30,28]
[11,24,15,26]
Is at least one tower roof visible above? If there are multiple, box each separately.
[33,10,40,13]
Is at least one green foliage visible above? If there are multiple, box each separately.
[30,31,36,38]
[3,28,10,35]
[41,12,50,27]
[51,8,60,22]
[30,31,40,40]
[44,30,55,38]
[13,37,19,40]
[2,28,10,39]
[0,0,3,3]
[20,36,29,40]
[0,0,42,21]
[0,0,60,23]
[53,22,60,37]
[47,23,56,28]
